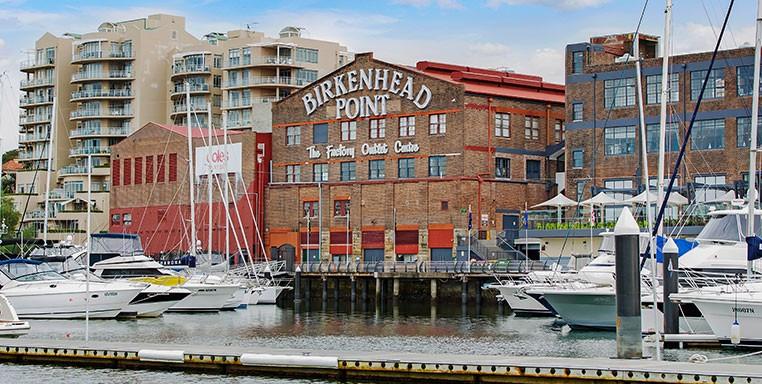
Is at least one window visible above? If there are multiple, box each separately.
[213,55,222,68]
[368,159,385,180]
[428,156,447,177]
[286,125,301,145]
[228,48,240,66]
[554,120,565,142]
[313,163,328,182]
[645,73,680,104]
[303,201,318,218]
[737,117,762,148]
[524,116,540,140]
[112,159,120,186]
[399,116,415,137]
[495,113,510,137]
[495,158,510,179]
[646,123,680,153]
[369,119,385,139]
[737,65,762,96]
[576,181,586,201]
[340,121,356,141]
[692,119,725,150]
[123,158,132,185]
[123,213,132,226]
[691,69,724,100]
[526,160,541,180]
[572,103,583,122]
[145,155,154,183]
[603,179,634,221]
[213,75,222,88]
[296,47,319,64]
[571,149,584,169]
[334,200,350,217]
[604,78,636,108]
[134,157,143,185]
[694,175,726,203]
[157,154,165,183]
[572,51,584,74]
[296,69,318,85]
[604,126,636,155]
[286,165,301,183]
[429,113,446,135]
[313,123,328,144]
[441,201,449,210]
[340,162,356,181]
[398,158,415,179]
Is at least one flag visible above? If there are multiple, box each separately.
[590,208,596,225]
[467,204,472,230]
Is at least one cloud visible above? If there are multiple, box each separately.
[672,22,755,54]
[393,0,463,9]
[468,42,512,57]
[486,0,609,10]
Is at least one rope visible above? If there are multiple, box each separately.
[690,349,762,363]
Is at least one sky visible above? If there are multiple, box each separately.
[0,0,758,153]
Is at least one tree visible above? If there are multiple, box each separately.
[2,149,18,163]
[0,196,20,237]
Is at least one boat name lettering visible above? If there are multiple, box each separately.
[733,307,755,314]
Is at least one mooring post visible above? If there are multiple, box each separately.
[614,207,642,359]
[294,265,302,303]
[321,277,328,302]
[475,278,482,307]
[375,274,381,302]
[350,276,357,302]
[362,278,369,302]
[393,278,400,298]
[430,279,437,302]
[305,278,311,301]
[663,237,680,342]
[334,278,340,300]
[461,277,468,305]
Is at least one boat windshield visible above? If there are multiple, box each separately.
[598,235,615,253]
[0,262,66,281]
[696,214,742,242]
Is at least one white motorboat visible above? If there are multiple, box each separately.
[91,255,239,312]
[0,294,30,337]
[0,259,143,319]
[486,271,570,316]
[257,284,292,304]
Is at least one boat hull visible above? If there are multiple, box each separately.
[690,297,762,345]
[125,286,192,317]
[168,283,239,312]
[257,286,289,304]
[488,283,552,316]
[537,289,617,330]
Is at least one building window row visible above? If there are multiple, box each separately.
[113,154,176,186]
[645,73,680,104]
[286,156,457,183]
[604,78,636,108]
[289,113,451,145]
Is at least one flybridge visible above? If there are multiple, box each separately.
[302,68,433,119]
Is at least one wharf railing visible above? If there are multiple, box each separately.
[293,260,553,276]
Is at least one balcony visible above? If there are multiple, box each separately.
[172,65,211,75]
[20,77,54,89]
[70,107,132,119]
[60,164,111,176]
[19,132,49,143]
[71,88,132,101]
[25,210,50,220]
[171,83,210,96]
[72,50,133,63]
[18,150,48,161]
[19,95,54,107]
[222,99,253,109]
[225,56,300,68]
[19,114,52,125]
[70,147,112,157]
[71,71,133,82]
[223,76,303,89]
[70,126,129,138]
[20,57,55,71]
[227,120,253,129]
[171,103,211,114]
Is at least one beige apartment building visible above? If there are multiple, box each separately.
[13,14,351,243]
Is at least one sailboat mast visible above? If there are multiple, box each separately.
[185,82,197,257]
[207,101,213,264]
[747,0,762,277]
[43,96,56,245]
[656,0,672,238]
[222,110,230,272]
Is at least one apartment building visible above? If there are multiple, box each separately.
[565,33,759,220]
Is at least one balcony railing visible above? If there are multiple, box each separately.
[72,50,133,61]
[172,83,210,94]
[171,104,210,113]
[172,65,211,75]
[20,57,55,70]
[59,165,89,175]
[90,182,110,192]
[19,95,54,106]
[70,126,129,137]
[71,71,133,81]
[26,210,49,219]
[225,56,298,68]
[19,114,52,124]
[225,76,306,88]
[70,108,132,118]
[20,77,54,88]
[71,89,132,100]
[222,99,253,108]
[227,120,253,129]
[70,147,112,156]
[19,132,49,143]
[18,150,48,160]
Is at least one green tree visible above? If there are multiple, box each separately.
[0,196,20,237]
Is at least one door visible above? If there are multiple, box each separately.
[502,214,519,242]
[431,248,452,262]
[363,249,384,263]
[277,244,296,271]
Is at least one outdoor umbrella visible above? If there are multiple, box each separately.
[580,191,619,225]
[626,190,689,206]
[531,193,578,224]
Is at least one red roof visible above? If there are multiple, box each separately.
[2,159,22,172]
[152,123,244,138]
[416,61,564,104]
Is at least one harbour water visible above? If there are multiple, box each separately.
[1,300,759,382]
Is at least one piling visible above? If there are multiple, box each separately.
[663,237,680,340]
[461,278,468,305]
[294,265,302,303]
[393,278,400,298]
[362,278,368,302]
[614,207,642,359]
[333,278,340,300]
[305,279,311,301]
[322,278,328,302]
[475,279,482,307]
[375,277,381,302]
[350,277,357,302]
[430,279,437,301]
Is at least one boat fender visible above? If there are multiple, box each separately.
[240,353,338,368]
[730,321,741,345]
[138,349,185,363]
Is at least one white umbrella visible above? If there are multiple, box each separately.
[531,193,578,224]
[580,192,619,206]
[707,190,736,204]
[626,190,689,206]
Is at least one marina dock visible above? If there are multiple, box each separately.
[1,338,761,383]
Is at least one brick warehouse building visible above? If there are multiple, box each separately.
[565,33,761,221]
[109,122,271,257]
[266,52,565,264]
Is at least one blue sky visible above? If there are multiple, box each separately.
[0,0,757,152]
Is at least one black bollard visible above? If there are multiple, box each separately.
[614,207,642,359]
[294,265,302,303]
[662,237,680,340]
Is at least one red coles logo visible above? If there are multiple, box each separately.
[207,150,227,164]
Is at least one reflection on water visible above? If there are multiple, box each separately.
[3,299,760,382]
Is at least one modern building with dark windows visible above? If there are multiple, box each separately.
[565,33,760,221]
[266,52,565,264]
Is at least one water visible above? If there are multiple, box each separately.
[1,300,759,382]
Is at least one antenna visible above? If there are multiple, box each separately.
[246,22,258,30]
